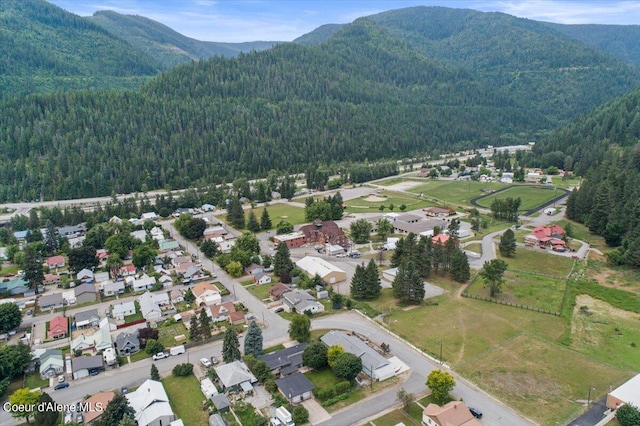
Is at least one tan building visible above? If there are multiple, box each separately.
[295,256,346,285]
[83,391,115,425]
[422,401,482,426]
[273,231,306,249]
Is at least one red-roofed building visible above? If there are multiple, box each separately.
[44,274,61,285]
[209,302,238,322]
[432,234,450,246]
[422,400,482,426]
[299,220,349,248]
[119,265,136,276]
[48,315,68,340]
[525,225,566,250]
[46,255,65,269]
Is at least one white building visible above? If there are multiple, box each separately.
[126,380,175,426]
[295,256,346,285]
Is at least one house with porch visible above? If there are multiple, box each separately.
[39,349,64,379]
[48,315,68,340]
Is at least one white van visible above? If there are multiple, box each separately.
[170,345,186,356]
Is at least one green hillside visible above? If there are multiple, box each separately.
[0,19,543,202]
[0,0,159,98]
[88,10,279,68]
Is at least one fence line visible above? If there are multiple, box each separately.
[460,292,560,316]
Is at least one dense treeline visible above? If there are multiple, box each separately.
[534,87,640,175]
[566,144,640,268]
[0,19,542,202]
[0,0,159,98]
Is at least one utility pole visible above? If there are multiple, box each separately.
[439,340,443,365]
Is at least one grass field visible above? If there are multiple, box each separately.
[456,334,630,426]
[474,185,561,211]
[463,242,482,254]
[406,180,505,206]
[466,270,567,313]
[246,283,274,301]
[305,368,344,389]
[585,260,640,293]
[24,373,48,389]
[163,375,210,426]
[344,190,432,213]
[555,219,608,251]
[499,248,575,278]
[247,203,306,226]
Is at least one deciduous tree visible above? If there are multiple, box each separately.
[288,314,310,343]
[9,388,40,424]
[331,352,362,381]
[480,259,508,297]
[350,218,372,244]
[302,341,328,369]
[0,303,22,334]
[426,369,455,405]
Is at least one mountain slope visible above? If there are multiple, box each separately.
[545,23,640,67]
[294,23,343,45]
[0,19,544,201]
[88,11,279,68]
[0,0,160,98]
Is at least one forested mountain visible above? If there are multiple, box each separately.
[545,23,640,67]
[0,0,160,98]
[294,24,343,45]
[88,11,279,68]
[0,19,543,202]
[297,7,640,124]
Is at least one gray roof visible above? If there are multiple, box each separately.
[275,372,315,397]
[74,283,96,296]
[211,394,230,410]
[72,355,104,372]
[75,309,99,323]
[39,349,63,362]
[214,361,257,388]
[209,413,227,426]
[321,330,389,372]
[257,343,308,372]
[39,293,63,306]
[115,332,139,349]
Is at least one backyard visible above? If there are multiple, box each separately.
[163,375,210,425]
[157,322,189,348]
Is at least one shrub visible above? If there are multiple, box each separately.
[292,405,309,424]
[172,363,194,377]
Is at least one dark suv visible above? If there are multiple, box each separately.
[468,407,482,419]
[54,382,70,390]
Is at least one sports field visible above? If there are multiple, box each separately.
[473,185,563,211]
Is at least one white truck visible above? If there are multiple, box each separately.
[275,406,294,426]
[169,345,186,356]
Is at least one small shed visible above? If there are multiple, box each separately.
[211,394,230,413]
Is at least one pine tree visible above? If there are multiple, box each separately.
[392,261,424,305]
[198,308,212,340]
[349,263,367,299]
[247,211,260,233]
[450,248,471,283]
[226,197,245,229]
[189,315,200,341]
[243,320,263,357]
[222,327,241,363]
[22,245,44,294]
[499,229,517,257]
[364,259,381,299]
[273,242,293,277]
[150,363,160,381]
[260,208,272,230]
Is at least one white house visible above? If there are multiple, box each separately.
[77,268,94,282]
[141,212,158,221]
[112,301,136,320]
[253,272,271,285]
[192,282,221,307]
[103,280,126,296]
[281,289,325,314]
[133,274,157,292]
[138,291,170,321]
[126,380,175,426]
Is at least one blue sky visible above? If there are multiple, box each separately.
[48,1,640,42]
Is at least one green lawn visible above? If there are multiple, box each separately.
[372,408,420,426]
[305,368,343,389]
[555,219,608,250]
[24,374,49,389]
[499,248,575,277]
[232,402,267,425]
[474,185,562,211]
[406,180,505,206]
[246,283,274,301]
[344,190,432,213]
[263,344,285,354]
[130,351,151,362]
[248,203,306,226]
[464,242,482,254]
[163,375,209,425]
[0,264,19,277]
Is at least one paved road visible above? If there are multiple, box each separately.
[312,313,535,426]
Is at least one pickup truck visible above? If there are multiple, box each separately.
[153,352,169,361]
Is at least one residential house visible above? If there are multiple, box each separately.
[159,275,173,288]
[275,372,315,403]
[159,239,180,253]
[209,301,237,323]
[71,334,96,353]
[214,361,257,393]
[57,224,87,238]
[169,288,184,304]
[183,265,203,282]
[74,283,97,304]
[228,310,246,326]
[39,293,64,310]
[258,343,308,377]
[201,203,215,212]
[13,230,29,242]
[48,315,68,340]
[253,272,271,285]
[269,283,292,301]
[94,271,110,283]
[71,319,112,354]
[131,230,148,242]
[295,256,346,285]
[0,278,31,295]
[139,291,171,321]
[132,274,157,292]
[43,274,61,286]
[171,256,192,268]
[321,330,396,381]
[273,231,306,249]
[422,401,482,426]
[77,268,94,283]
[218,240,235,254]
[432,234,450,246]
[112,301,136,320]
[150,227,165,241]
[75,309,100,328]
[72,355,104,380]
[114,332,141,356]
[299,220,349,247]
[39,349,64,379]
[126,380,175,426]
[83,391,115,425]
[524,225,566,251]
[46,255,65,269]
[119,265,137,277]
[607,373,640,410]
[192,282,222,307]
[141,212,158,221]
[245,264,263,276]
[281,289,324,314]
[102,280,126,296]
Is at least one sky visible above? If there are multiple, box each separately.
[47,0,640,43]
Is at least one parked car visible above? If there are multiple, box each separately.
[210,356,218,365]
[153,352,169,361]
[348,251,361,258]
[200,358,212,368]
[274,307,284,313]
[76,412,84,424]
[336,253,347,258]
[58,375,65,383]
[64,410,73,424]
[54,382,70,390]
[89,369,99,376]
[121,387,129,394]
[468,407,482,419]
